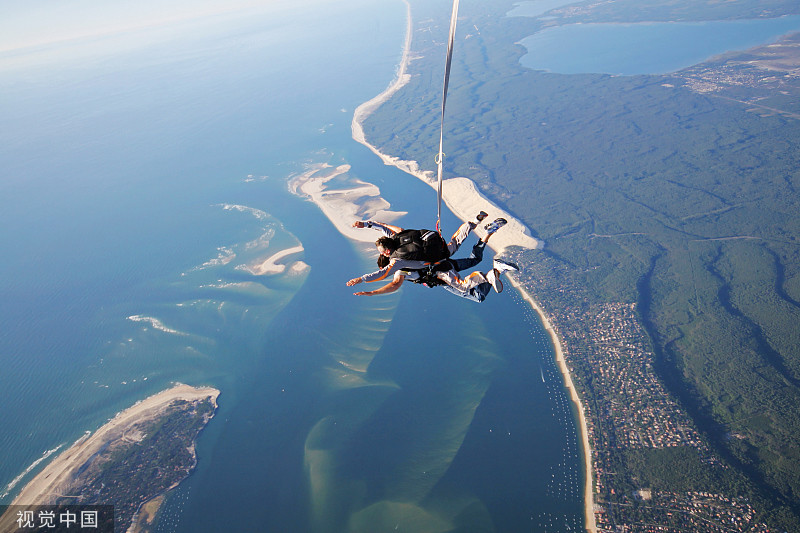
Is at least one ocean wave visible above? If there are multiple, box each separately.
[240,245,305,276]
[1,443,65,499]
[198,281,275,297]
[187,210,278,273]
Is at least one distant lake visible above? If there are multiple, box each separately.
[515,15,800,75]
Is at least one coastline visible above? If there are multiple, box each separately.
[349,2,595,531]
[351,0,413,154]
[5,384,220,509]
[508,276,598,533]
[350,2,541,255]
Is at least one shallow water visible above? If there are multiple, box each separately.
[0,1,584,531]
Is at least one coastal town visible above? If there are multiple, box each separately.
[556,301,771,532]
[351,2,800,524]
[512,250,775,532]
[562,302,707,452]
[669,31,800,120]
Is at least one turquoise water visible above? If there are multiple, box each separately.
[0,1,583,531]
[517,15,800,75]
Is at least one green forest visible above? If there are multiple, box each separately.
[56,398,217,531]
[363,0,800,530]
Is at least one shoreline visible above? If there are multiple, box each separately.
[350,2,595,531]
[5,384,220,509]
[350,1,541,255]
[508,276,598,533]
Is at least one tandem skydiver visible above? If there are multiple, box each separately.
[346,212,519,302]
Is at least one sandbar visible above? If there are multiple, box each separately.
[4,384,220,509]
[288,163,406,243]
[245,245,305,275]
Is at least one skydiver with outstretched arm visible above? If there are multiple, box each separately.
[346,211,491,289]
[348,215,518,302]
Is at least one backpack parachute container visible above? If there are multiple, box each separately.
[391,229,449,262]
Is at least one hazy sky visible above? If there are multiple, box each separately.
[0,0,294,54]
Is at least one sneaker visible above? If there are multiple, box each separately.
[476,210,489,223]
[486,269,504,293]
[493,258,519,274]
[484,218,507,235]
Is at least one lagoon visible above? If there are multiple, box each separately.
[517,15,800,75]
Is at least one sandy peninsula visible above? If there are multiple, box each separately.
[5,384,220,510]
[288,162,406,244]
[349,2,595,531]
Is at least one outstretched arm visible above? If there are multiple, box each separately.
[353,275,405,296]
[352,220,403,235]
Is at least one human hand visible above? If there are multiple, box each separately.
[346,277,362,286]
[352,221,365,228]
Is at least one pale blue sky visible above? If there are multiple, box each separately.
[0,0,326,71]
[0,0,299,55]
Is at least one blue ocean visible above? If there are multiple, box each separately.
[0,1,583,531]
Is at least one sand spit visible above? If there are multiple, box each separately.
[245,245,306,275]
[4,384,220,510]
[442,178,541,252]
[288,163,406,243]
[350,1,541,255]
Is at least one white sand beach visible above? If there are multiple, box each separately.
[509,277,598,533]
[288,163,406,244]
[4,384,220,511]
[350,2,541,255]
[441,177,541,252]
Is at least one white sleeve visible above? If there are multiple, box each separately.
[365,221,395,237]
[361,258,428,283]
